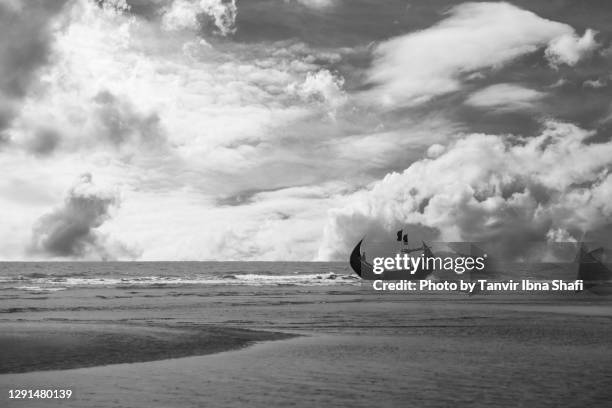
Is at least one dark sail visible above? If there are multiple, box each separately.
[396,230,403,241]
[349,240,364,277]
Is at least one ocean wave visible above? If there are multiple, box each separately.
[14,286,68,292]
[1,272,360,291]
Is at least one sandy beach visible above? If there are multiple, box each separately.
[1,263,612,407]
[0,322,293,374]
[2,305,612,408]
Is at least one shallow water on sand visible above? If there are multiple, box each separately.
[1,262,611,407]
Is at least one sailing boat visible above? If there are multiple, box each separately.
[576,243,612,295]
[349,230,434,280]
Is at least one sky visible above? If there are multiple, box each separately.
[1,0,612,261]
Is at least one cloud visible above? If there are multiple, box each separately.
[162,0,202,31]
[29,173,136,260]
[5,0,358,193]
[104,181,351,261]
[90,91,168,152]
[365,2,591,108]
[465,83,545,111]
[293,0,338,10]
[3,1,174,160]
[582,78,607,89]
[287,69,346,112]
[0,0,69,139]
[318,121,612,261]
[162,0,237,36]
[545,29,599,68]
[23,128,61,157]
[0,0,367,260]
[3,0,610,262]
[12,89,169,158]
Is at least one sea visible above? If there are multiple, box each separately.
[1,262,612,407]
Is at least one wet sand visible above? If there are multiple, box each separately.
[3,316,612,408]
[0,322,293,374]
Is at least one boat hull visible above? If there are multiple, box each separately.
[350,240,433,280]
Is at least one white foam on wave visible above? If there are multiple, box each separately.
[14,285,68,292]
[4,272,360,290]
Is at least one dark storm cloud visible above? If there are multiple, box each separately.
[29,174,132,260]
[0,0,69,139]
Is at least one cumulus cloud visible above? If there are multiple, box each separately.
[545,29,599,68]
[288,69,346,112]
[465,83,545,111]
[162,0,201,30]
[318,121,612,261]
[162,0,237,36]
[29,174,136,260]
[366,2,592,107]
